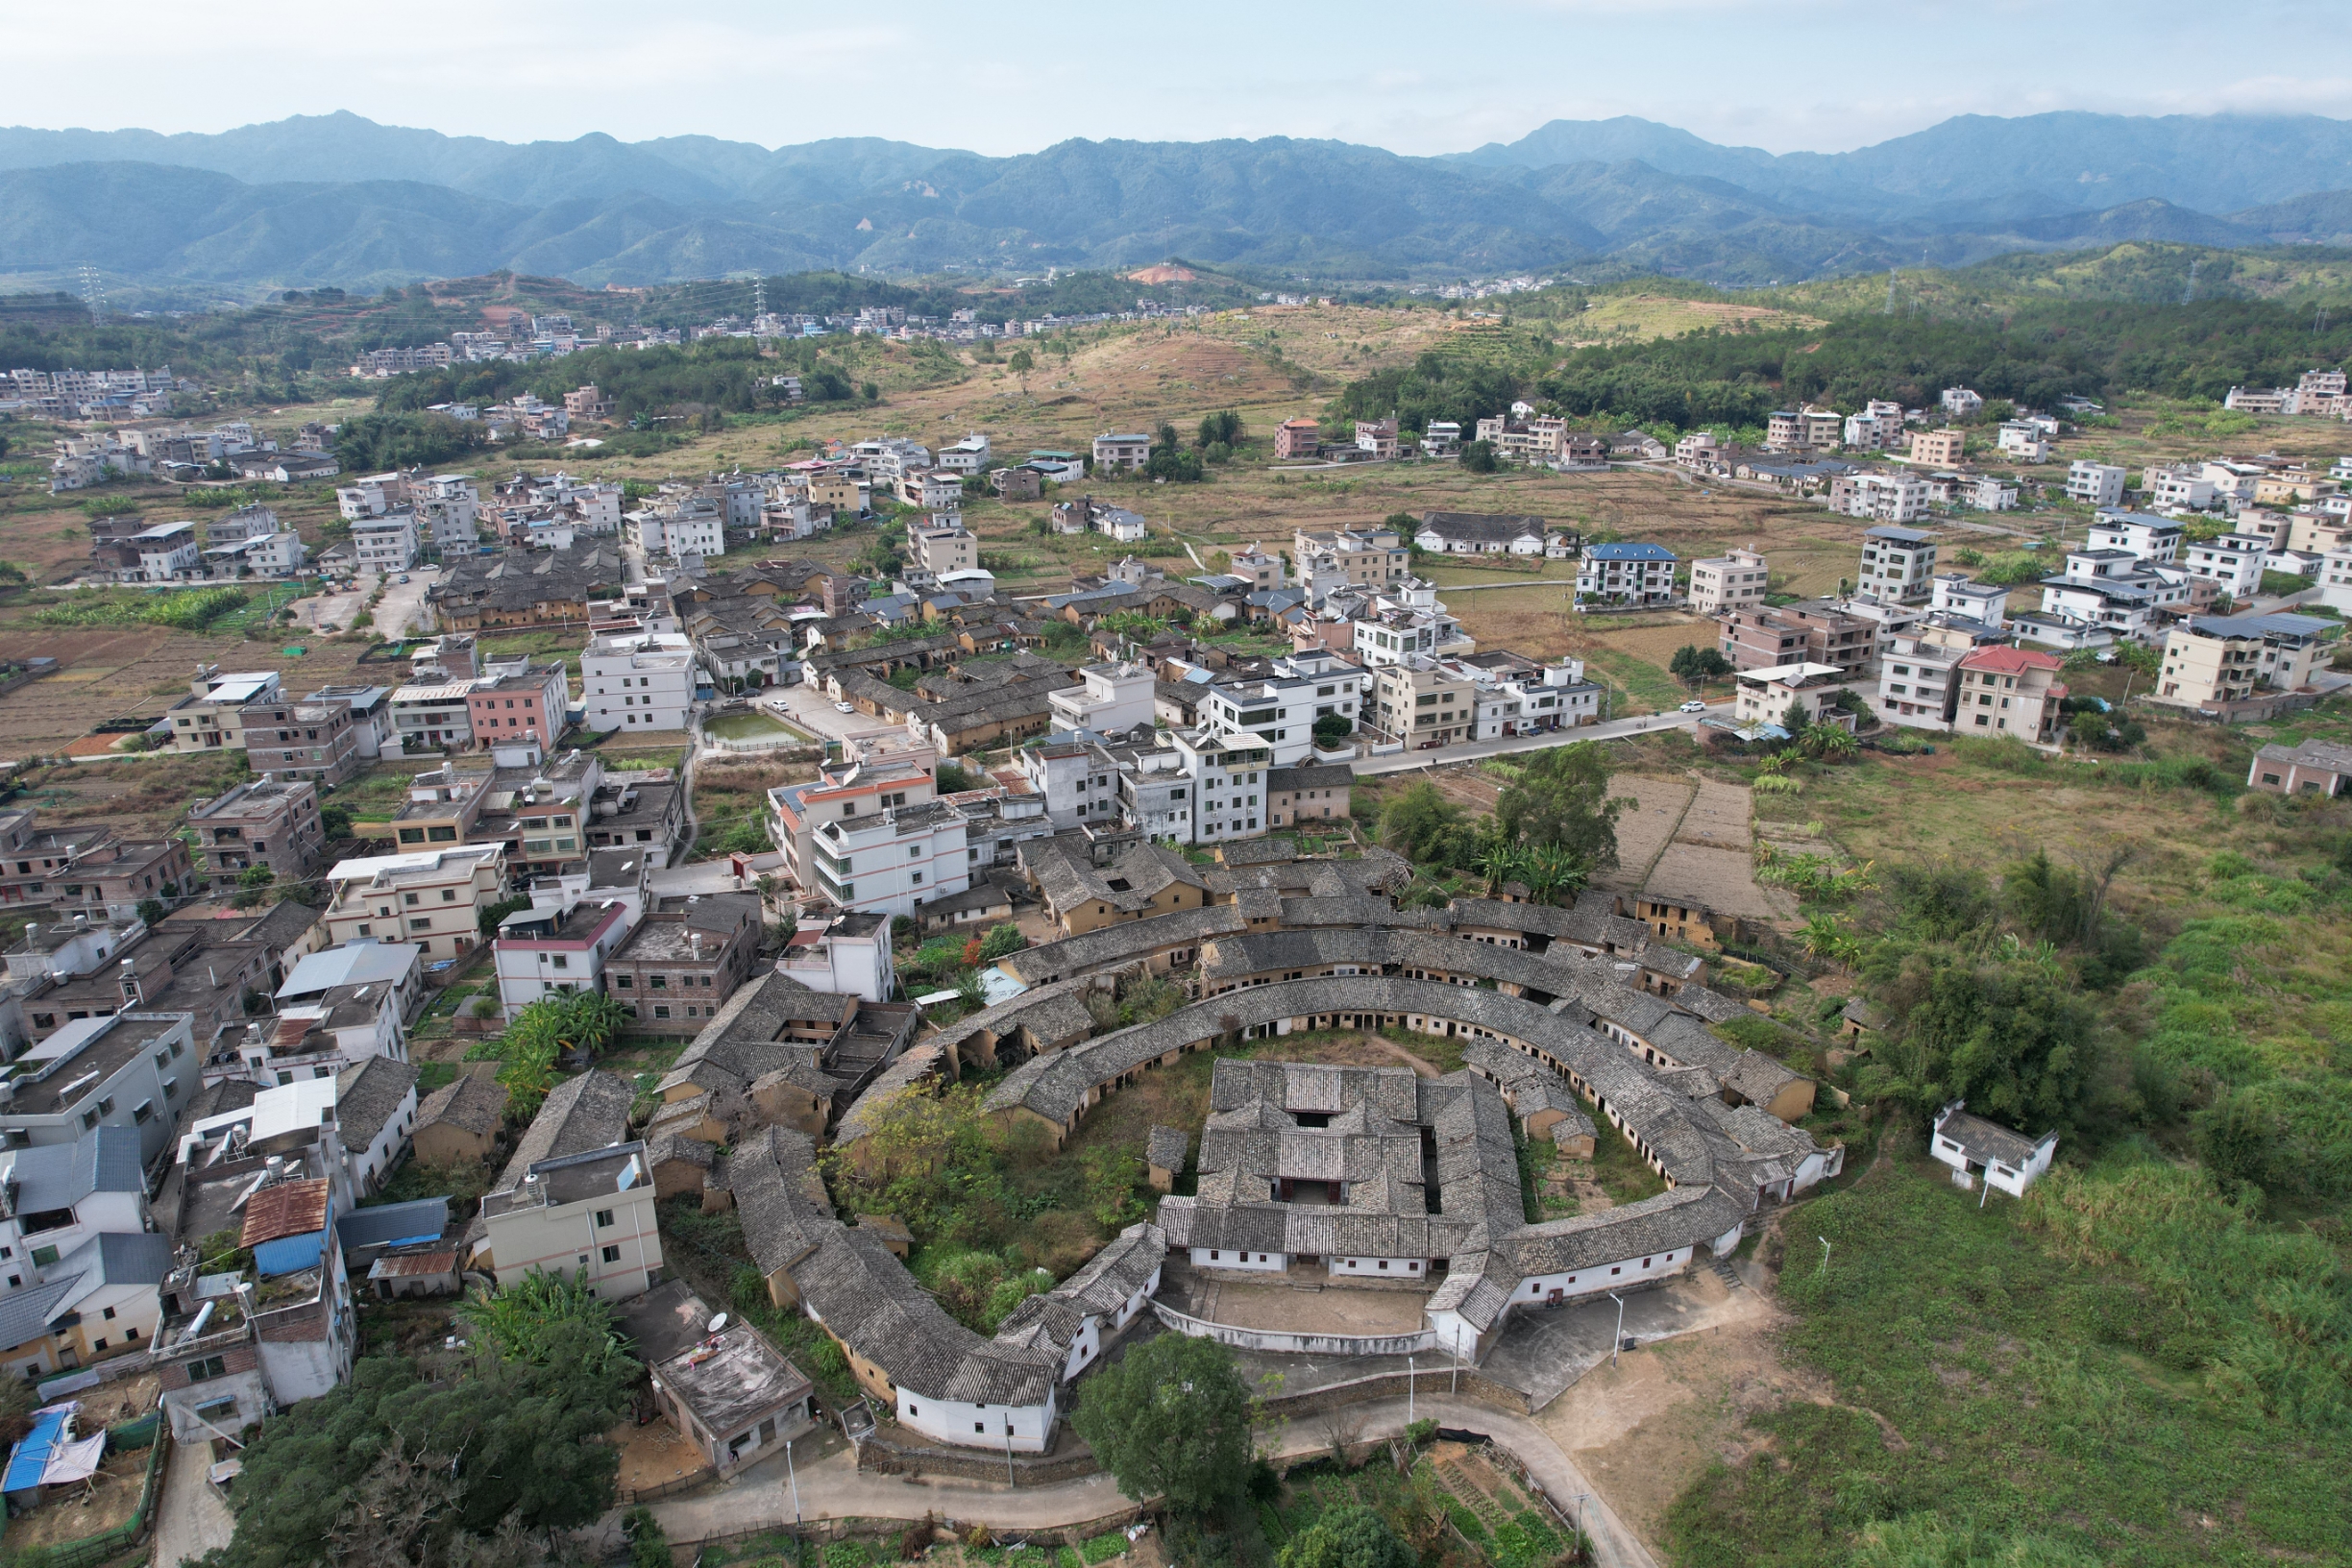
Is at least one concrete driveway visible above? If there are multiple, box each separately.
[763,681,908,747]
[1480,1274,1741,1409]
[373,566,438,639]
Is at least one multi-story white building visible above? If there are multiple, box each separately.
[807,801,971,919]
[583,630,697,733]
[2066,461,2127,509]
[2085,510,2183,564]
[2036,550,2191,642]
[2319,546,2352,614]
[1940,387,1984,417]
[1687,548,1770,616]
[1857,526,1938,603]
[1018,738,1121,831]
[492,885,640,1018]
[481,1137,664,1302]
[1047,663,1156,737]
[936,433,992,475]
[1830,474,1927,525]
[337,475,400,520]
[1169,730,1276,845]
[1199,676,1324,766]
[1996,423,2049,462]
[1115,745,1196,843]
[1575,543,1678,608]
[1928,574,2011,625]
[1092,433,1151,473]
[1351,609,1466,668]
[2181,533,2273,600]
[351,512,419,575]
[2143,464,2217,513]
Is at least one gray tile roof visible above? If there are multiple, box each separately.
[488,1069,636,1197]
[3,1125,144,1216]
[1146,1126,1188,1173]
[0,1277,84,1353]
[335,1057,421,1152]
[726,1127,1165,1413]
[1934,1103,2054,1170]
[416,1071,507,1137]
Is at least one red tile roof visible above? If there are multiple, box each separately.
[1957,646,2062,674]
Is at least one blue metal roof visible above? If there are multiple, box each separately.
[1583,542,1677,561]
[335,1197,452,1253]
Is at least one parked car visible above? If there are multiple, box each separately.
[396,574,411,584]
[1679,699,1707,713]
[834,701,855,714]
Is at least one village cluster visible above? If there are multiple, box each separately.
[9,324,2352,1538]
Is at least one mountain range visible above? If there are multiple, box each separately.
[6,110,2352,294]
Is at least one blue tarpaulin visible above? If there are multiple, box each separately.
[3,1406,71,1494]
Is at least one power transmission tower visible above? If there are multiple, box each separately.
[753,276,767,321]
[1883,269,1899,314]
[2181,257,2199,306]
[76,264,106,321]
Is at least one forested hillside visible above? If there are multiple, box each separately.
[1329,296,2352,432]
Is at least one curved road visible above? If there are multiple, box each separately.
[605,1394,1656,1568]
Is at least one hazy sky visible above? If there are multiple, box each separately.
[11,0,2350,157]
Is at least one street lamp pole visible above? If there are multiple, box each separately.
[1406,1356,1414,1428]
[1608,1293,1625,1367]
[786,1436,801,1524]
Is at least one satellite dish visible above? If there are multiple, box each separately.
[708,1312,728,1334]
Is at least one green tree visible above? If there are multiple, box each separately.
[1866,956,2097,1129]
[977,922,1028,961]
[1460,439,1499,473]
[136,897,166,927]
[1009,348,1034,391]
[459,1269,632,1374]
[1311,714,1353,743]
[1780,700,1811,735]
[233,865,277,910]
[1196,410,1243,449]
[1380,781,1479,869]
[211,1318,637,1568]
[1070,1334,1256,1516]
[319,801,355,840]
[478,894,528,938]
[1494,743,1628,868]
[1278,1505,1415,1568]
[1669,644,1731,688]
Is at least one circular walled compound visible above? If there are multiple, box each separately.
[707,882,1837,1458]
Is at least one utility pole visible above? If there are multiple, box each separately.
[1406,1356,1415,1427]
[1608,1293,1626,1367]
[786,1436,801,1523]
[1818,1236,1833,1274]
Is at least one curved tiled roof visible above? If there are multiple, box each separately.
[980,972,1834,1314]
[725,1125,1165,1413]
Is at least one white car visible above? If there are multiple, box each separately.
[1679,699,1708,713]
[834,701,855,714]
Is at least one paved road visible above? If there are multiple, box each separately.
[611,1393,1654,1568]
[150,1436,234,1567]
[1350,703,1725,776]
